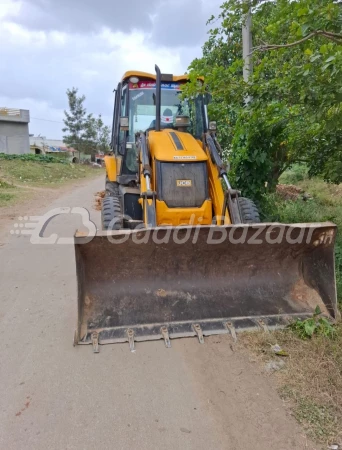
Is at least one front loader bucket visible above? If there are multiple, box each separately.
[74,223,338,349]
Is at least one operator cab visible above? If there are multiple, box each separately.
[111,71,207,186]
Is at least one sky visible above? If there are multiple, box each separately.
[0,0,222,139]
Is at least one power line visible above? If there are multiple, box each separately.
[31,117,63,123]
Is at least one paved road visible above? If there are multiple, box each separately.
[0,176,315,450]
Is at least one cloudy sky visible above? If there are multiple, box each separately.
[0,0,221,139]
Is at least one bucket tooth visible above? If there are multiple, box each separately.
[73,329,78,347]
[226,322,237,342]
[256,318,269,333]
[91,332,99,353]
[161,326,171,348]
[193,324,204,344]
[127,329,135,352]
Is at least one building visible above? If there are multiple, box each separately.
[29,136,92,163]
[29,136,69,154]
[0,108,30,154]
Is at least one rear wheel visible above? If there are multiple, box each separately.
[238,197,260,224]
[101,195,123,230]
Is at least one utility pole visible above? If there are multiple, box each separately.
[242,2,253,83]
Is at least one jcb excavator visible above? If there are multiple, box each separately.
[74,65,338,352]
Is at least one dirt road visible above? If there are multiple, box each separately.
[0,176,316,450]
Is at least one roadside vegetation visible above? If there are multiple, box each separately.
[240,168,342,446]
[185,0,342,198]
[240,321,342,446]
[261,166,342,306]
[0,154,103,207]
[186,0,341,445]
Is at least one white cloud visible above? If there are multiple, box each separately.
[0,0,222,139]
[0,0,21,19]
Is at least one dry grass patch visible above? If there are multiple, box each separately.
[276,183,304,200]
[240,324,342,447]
[94,190,105,211]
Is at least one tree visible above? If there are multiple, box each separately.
[186,0,342,199]
[63,88,111,159]
[93,115,111,153]
[63,87,87,156]
[82,114,97,156]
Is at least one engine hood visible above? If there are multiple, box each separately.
[148,129,208,162]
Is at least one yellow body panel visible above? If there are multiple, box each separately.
[148,129,208,162]
[155,200,212,226]
[137,129,230,227]
[136,130,230,227]
[104,155,117,182]
[139,166,148,193]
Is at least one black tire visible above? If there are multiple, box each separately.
[238,197,260,224]
[105,176,119,196]
[101,195,123,230]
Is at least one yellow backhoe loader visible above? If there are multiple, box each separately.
[74,65,338,352]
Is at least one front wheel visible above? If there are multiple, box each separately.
[101,195,123,230]
[238,197,260,224]
[105,176,119,196]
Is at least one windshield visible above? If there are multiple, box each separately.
[128,81,202,141]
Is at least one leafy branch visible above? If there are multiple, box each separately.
[253,30,342,53]
[187,0,342,197]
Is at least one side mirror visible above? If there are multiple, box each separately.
[208,121,217,131]
[120,116,129,131]
[175,115,190,129]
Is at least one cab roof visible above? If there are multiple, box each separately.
[121,71,203,83]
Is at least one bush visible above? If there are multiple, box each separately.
[288,306,337,339]
[0,153,68,164]
[279,164,309,184]
[260,187,342,306]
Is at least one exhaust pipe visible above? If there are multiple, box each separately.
[155,64,161,131]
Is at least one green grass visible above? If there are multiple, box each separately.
[279,387,339,444]
[279,163,309,184]
[261,177,342,306]
[0,191,16,206]
[0,159,103,207]
[0,152,69,164]
[0,159,102,187]
[0,179,14,189]
[0,178,17,206]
